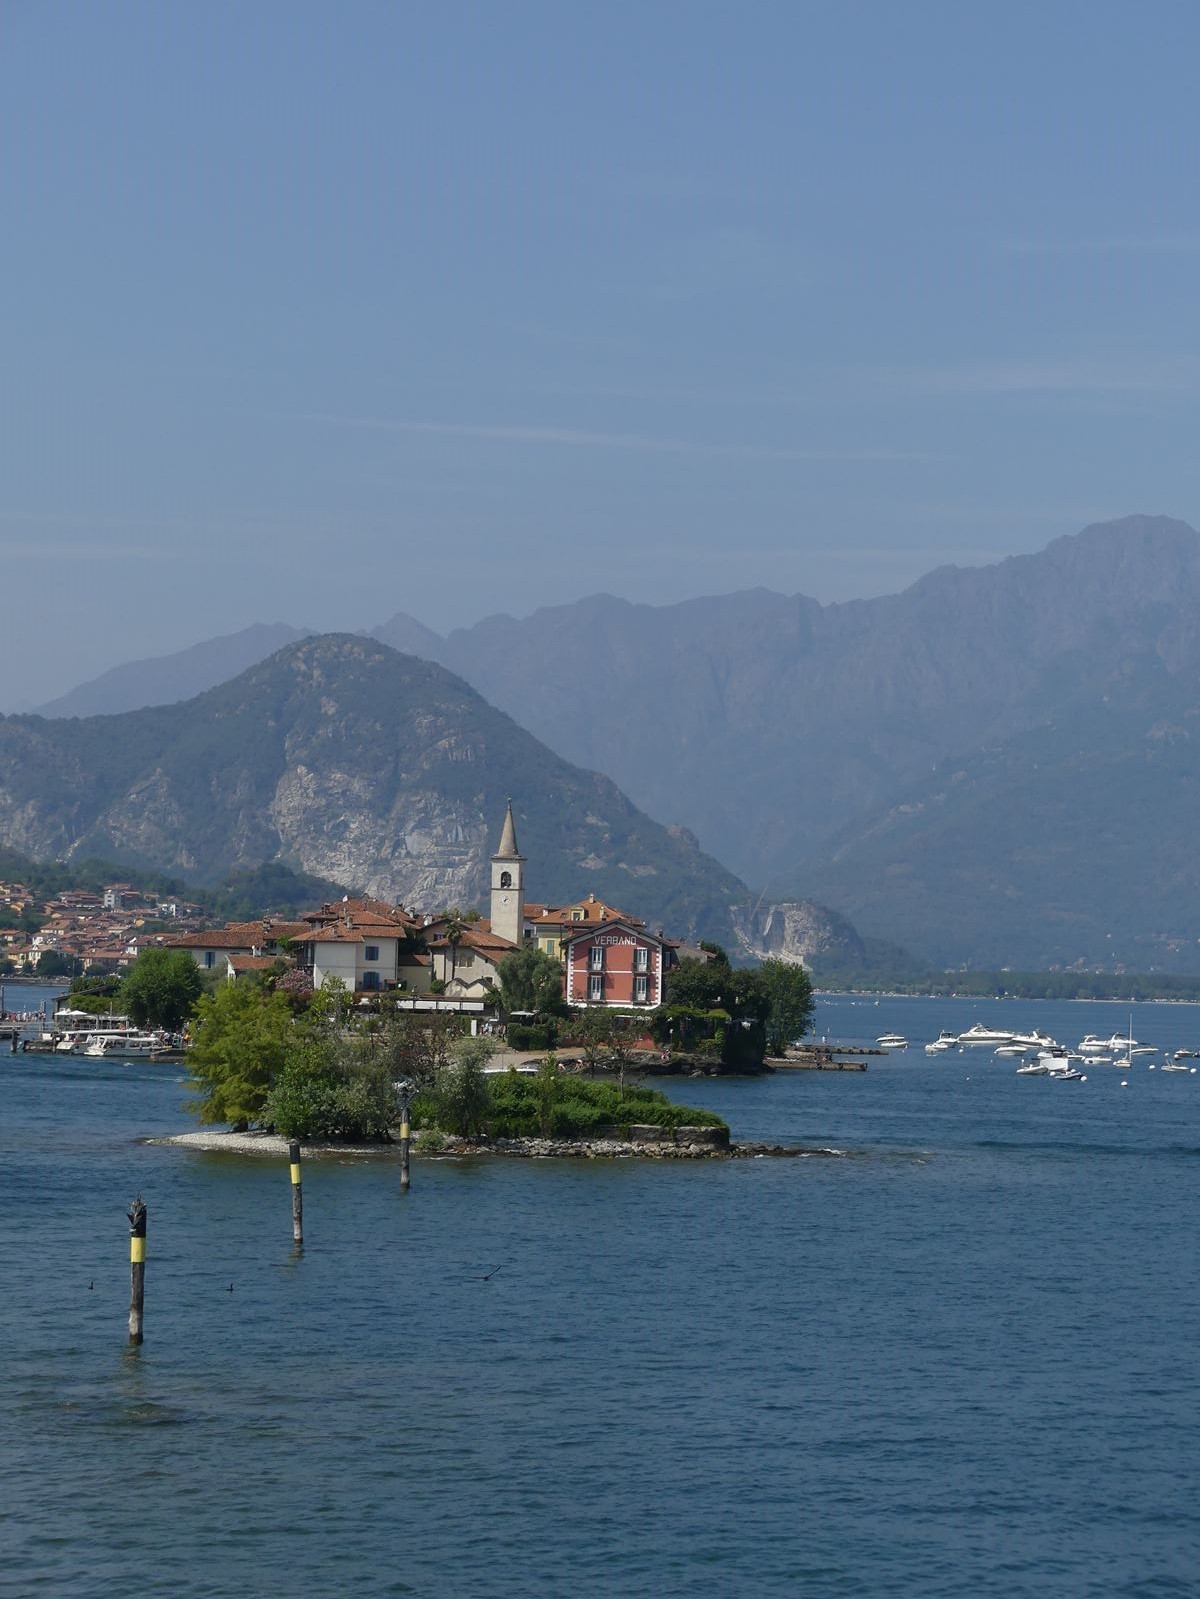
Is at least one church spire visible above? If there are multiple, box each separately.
[490,800,525,946]
[495,798,522,860]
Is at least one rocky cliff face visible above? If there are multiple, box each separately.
[0,634,853,962]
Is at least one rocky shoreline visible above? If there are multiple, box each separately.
[147,1129,838,1161]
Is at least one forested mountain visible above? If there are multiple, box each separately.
[1,635,855,960]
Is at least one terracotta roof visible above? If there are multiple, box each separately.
[304,897,417,930]
[166,920,308,950]
[228,955,280,972]
[526,896,642,928]
[429,925,517,957]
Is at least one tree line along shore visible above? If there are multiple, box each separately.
[45,939,814,1146]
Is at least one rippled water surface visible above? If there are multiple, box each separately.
[3,990,1199,1596]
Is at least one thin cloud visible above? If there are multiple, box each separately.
[316,414,936,463]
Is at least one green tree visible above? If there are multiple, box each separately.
[664,957,729,1012]
[569,1007,618,1072]
[264,1028,398,1140]
[533,1053,561,1135]
[35,950,76,979]
[758,959,815,1054]
[433,1034,494,1135]
[187,983,295,1127]
[497,946,565,1015]
[121,947,204,1030]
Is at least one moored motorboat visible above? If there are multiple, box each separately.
[957,1024,1014,1046]
[876,1033,908,1050]
[925,1031,959,1054]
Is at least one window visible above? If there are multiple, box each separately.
[571,908,585,922]
[204,951,215,968]
[633,974,649,1003]
[589,944,604,971]
[588,973,604,1001]
[634,946,649,972]
[361,971,381,991]
[364,945,380,962]
[499,870,512,889]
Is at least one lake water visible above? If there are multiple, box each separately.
[3,985,1199,1596]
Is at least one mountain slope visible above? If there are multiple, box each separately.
[799,664,1200,970]
[0,634,852,956]
[34,624,315,718]
[425,516,1200,889]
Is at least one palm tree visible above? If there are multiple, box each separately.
[442,907,467,986]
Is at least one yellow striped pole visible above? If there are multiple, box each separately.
[127,1196,146,1345]
[289,1140,303,1245]
[399,1084,411,1194]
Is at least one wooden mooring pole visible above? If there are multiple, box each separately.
[289,1140,303,1245]
[127,1196,147,1345]
[399,1083,411,1194]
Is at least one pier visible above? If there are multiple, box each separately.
[776,1043,880,1072]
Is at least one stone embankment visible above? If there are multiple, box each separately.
[150,1127,835,1160]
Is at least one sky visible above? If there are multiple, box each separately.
[4,0,1200,705]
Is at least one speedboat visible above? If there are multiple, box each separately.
[1050,1066,1086,1081]
[924,1031,959,1054]
[1009,1030,1058,1050]
[1016,1061,1051,1075]
[1077,1035,1114,1056]
[995,1044,1031,1057]
[875,1034,908,1050]
[957,1024,1014,1046]
[1161,1061,1190,1074]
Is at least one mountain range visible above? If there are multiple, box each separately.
[19,514,1200,970]
[0,635,857,964]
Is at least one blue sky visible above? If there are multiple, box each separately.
[3,1,1199,702]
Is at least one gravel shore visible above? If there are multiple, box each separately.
[146,1130,838,1160]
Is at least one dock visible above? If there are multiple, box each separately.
[775,1044,881,1072]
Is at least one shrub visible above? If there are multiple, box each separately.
[506,1021,557,1051]
[428,1070,727,1139]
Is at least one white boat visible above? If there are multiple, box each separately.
[1016,1061,1051,1075]
[1161,1062,1190,1074]
[957,1024,1014,1046]
[1037,1047,1075,1070]
[995,1044,1031,1057]
[1009,1030,1058,1050]
[1050,1067,1086,1081]
[875,1034,908,1050]
[1077,1035,1114,1056]
[924,1031,958,1054]
[82,1032,164,1059]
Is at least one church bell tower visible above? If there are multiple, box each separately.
[490,799,526,947]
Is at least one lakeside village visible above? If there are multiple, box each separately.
[1,807,817,1156]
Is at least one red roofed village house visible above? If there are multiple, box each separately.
[162,804,689,1010]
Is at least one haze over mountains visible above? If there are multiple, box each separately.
[2,635,855,963]
[20,515,1200,970]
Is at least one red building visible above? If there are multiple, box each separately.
[563,918,670,1009]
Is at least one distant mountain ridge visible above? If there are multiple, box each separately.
[2,634,857,964]
[35,623,315,718]
[28,515,1200,967]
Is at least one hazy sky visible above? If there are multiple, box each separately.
[4,1,1199,704]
